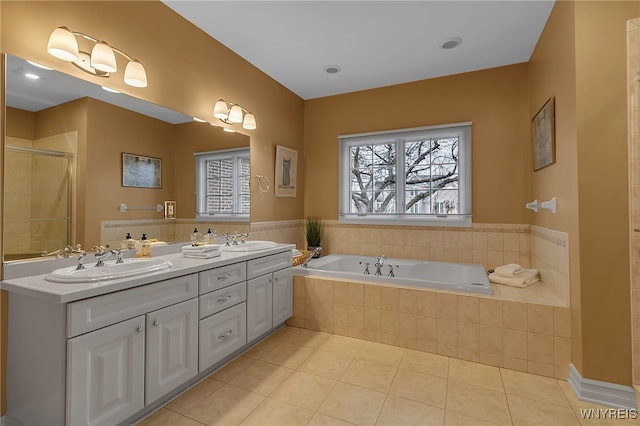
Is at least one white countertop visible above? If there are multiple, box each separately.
[0,244,294,304]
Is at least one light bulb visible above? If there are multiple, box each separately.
[124,60,147,87]
[228,105,243,123]
[213,100,229,120]
[47,27,79,62]
[242,113,256,130]
[91,42,117,73]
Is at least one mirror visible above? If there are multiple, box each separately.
[4,54,250,261]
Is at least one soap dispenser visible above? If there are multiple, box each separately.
[190,228,202,244]
[121,232,136,250]
[205,228,215,244]
[137,233,152,258]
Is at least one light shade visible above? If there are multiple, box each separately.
[47,27,79,62]
[213,100,229,120]
[242,113,256,130]
[228,105,243,123]
[124,60,147,87]
[91,42,117,73]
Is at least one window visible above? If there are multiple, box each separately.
[339,123,471,226]
[195,148,250,222]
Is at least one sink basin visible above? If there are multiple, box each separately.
[45,258,172,283]
[221,241,278,252]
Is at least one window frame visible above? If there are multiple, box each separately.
[194,147,250,222]
[338,122,472,227]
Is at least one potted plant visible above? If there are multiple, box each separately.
[305,216,322,258]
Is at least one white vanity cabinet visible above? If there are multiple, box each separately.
[246,251,293,344]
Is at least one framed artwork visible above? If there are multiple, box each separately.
[122,153,162,188]
[532,97,556,171]
[275,145,297,197]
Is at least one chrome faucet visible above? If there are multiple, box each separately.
[75,253,88,270]
[42,244,85,259]
[359,261,371,275]
[374,255,386,276]
[93,247,125,267]
[302,247,323,268]
[388,264,399,278]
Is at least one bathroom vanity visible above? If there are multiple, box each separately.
[1,244,293,426]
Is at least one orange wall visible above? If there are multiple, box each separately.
[528,0,584,375]
[5,107,34,140]
[173,122,249,220]
[304,64,530,223]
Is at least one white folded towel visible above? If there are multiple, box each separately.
[494,263,523,277]
[182,244,221,253]
[489,270,540,288]
[183,251,221,259]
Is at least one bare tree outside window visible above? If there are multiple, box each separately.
[349,138,459,214]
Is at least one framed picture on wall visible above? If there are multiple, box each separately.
[122,153,162,188]
[274,145,297,197]
[532,97,556,171]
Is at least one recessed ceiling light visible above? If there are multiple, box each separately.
[193,117,206,122]
[24,72,40,80]
[324,65,342,74]
[441,37,462,50]
[26,60,53,70]
[101,86,120,93]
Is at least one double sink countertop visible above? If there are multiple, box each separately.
[0,243,294,304]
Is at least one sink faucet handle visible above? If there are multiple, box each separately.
[75,253,87,270]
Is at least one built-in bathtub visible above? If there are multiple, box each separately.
[294,253,491,295]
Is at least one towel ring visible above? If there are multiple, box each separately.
[256,174,270,193]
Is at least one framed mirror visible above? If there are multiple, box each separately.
[3,54,250,261]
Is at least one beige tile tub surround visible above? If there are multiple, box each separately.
[138,326,606,426]
[290,276,571,380]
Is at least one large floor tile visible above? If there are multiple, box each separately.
[208,356,256,383]
[239,398,314,426]
[317,334,366,357]
[449,358,504,392]
[318,382,386,426]
[297,350,354,380]
[501,368,569,407]
[260,342,314,369]
[507,394,580,426]
[444,410,503,426]
[280,328,331,349]
[270,371,337,411]
[307,413,357,426]
[137,408,204,426]
[229,360,294,396]
[389,368,447,408]
[242,339,281,359]
[446,381,512,426]
[186,384,265,426]
[341,358,397,392]
[355,341,405,367]
[166,379,225,414]
[399,349,450,379]
[376,395,445,426]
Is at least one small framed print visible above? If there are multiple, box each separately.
[532,97,556,171]
[122,153,162,188]
[274,145,297,197]
[164,201,176,219]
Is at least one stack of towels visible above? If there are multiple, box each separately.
[182,244,221,259]
[489,263,540,288]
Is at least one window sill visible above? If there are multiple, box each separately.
[196,214,250,223]
[338,214,472,227]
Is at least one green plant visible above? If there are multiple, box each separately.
[305,216,322,246]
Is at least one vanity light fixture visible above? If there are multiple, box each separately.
[213,99,257,130]
[47,26,148,88]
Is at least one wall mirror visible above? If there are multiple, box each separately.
[3,54,250,262]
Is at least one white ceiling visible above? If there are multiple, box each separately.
[164,0,555,100]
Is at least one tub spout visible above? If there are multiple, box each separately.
[302,247,323,268]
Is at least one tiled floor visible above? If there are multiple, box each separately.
[138,326,638,426]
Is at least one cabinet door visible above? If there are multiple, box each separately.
[146,299,198,405]
[272,268,293,325]
[247,274,273,343]
[199,302,247,372]
[67,316,145,426]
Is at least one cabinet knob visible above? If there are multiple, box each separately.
[136,324,144,333]
[217,329,233,340]
[153,319,160,327]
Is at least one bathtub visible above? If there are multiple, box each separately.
[294,254,492,295]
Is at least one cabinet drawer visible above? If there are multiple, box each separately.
[199,302,247,373]
[199,262,246,294]
[247,251,292,280]
[67,274,198,338]
[199,281,247,319]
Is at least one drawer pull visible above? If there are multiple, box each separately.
[136,324,144,333]
[217,273,232,281]
[153,319,160,327]
[217,295,232,303]
[218,329,233,340]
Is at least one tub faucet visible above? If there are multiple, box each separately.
[359,261,370,275]
[374,255,386,276]
[388,264,399,278]
[301,247,323,268]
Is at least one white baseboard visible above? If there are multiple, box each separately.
[568,363,637,410]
